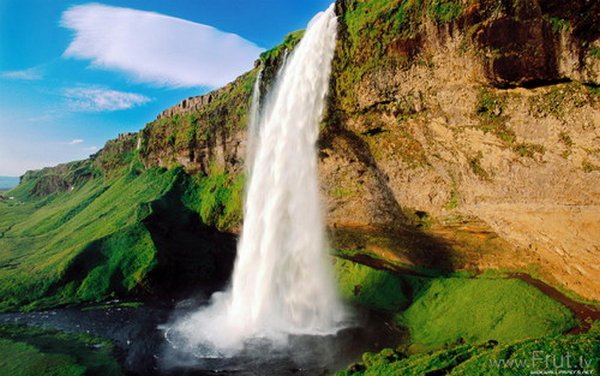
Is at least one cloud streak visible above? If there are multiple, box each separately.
[65,86,150,112]
[0,67,42,80]
[61,3,264,88]
[68,139,84,145]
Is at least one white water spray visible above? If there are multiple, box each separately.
[171,4,345,355]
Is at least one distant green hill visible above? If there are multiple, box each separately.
[0,176,19,191]
[0,153,239,311]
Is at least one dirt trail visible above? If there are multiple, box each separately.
[510,273,600,334]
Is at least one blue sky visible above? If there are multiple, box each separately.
[0,0,331,176]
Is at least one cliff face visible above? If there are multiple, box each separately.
[320,0,600,300]
[7,0,599,308]
[135,0,599,299]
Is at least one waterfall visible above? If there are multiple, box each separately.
[245,68,261,171]
[230,0,343,338]
[170,4,345,355]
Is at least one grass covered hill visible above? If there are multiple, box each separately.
[333,256,598,375]
[0,325,123,376]
[0,148,238,311]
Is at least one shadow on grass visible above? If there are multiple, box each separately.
[143,173,237,298]
[44,173,237,307]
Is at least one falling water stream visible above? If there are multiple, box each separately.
[168,5,349,359]
[229,1,345,342]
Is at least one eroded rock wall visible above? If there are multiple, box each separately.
[321,0,600,300]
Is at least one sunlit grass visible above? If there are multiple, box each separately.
[0,325,122,376]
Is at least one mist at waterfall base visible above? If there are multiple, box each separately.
[159,5,398,373]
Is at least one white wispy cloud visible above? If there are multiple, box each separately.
[83,146,98,152]
[64,86,150,112]
[60,3,264,88]
[68,139,84,145]
[0,67,43,80]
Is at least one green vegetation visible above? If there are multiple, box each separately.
[474,88,517,145]
[334,258,591,376]
[0,166,175,310]
[191,169,245,231]
[0,157,239,311]
[398,277,575,351]
[0,325,122,376]
[335,258,409,312]
[534,87,567,118]
[479,267,600,310]
[590,48,600,59]
[428,0,462,24]
[475,88,546,160]
[548,17,570,32]
[335,258,575,349]
[529,83,591,119]
[476,89,504,117]
[94,135,138,175]
[344,0,422,38]
[0,338,86,376]
[331,185,356,199]
[587,85,600,99]
[337,329,599,375]
[259,30,304,64]
[333,0,426,113]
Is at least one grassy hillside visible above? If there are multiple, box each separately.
[0,154,239,311]
[336,327,599,375]
[335,259,575,350]
[0,325,122,376]
[333,257,597,375]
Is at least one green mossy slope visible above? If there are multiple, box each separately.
[334,258,576,350]
[337,328,599,375]
[334,258,595,375]
[0,161,236,311]
[0,325,122,376]
[398,277,575,351]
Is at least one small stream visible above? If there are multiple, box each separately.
[509,273,600,334]
[0,297,402,375]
